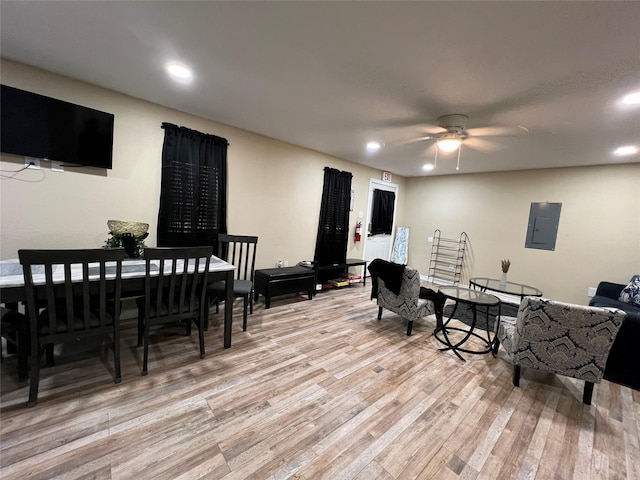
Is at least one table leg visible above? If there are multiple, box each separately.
[223,270,234,348]
[433,301,466,361]
[434,300,499,360]
[491,302,501,356]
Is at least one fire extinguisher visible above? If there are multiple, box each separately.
[355,221,362,242]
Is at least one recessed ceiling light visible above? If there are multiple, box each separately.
[166,62,193,83]
[613,145,638,156]
[366,141,381,153]
[422,163,434,171]
[620,91,640,105]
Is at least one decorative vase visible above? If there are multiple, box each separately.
[500,272,508,288]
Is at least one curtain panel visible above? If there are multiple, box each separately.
[157,123,228,248]
[370,189,395,235]
[314,167,353,266]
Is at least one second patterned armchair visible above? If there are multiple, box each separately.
[495,296,626,405]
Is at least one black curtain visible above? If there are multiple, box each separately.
[314,167,353,266]
[370,189,395,235]
[157,123,228,249]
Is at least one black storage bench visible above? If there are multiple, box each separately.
[254,266,315,309]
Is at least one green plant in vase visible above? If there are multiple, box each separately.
[104,232,148,258]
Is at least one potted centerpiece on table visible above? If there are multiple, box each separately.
[500,259,511,287]
[104,220,149,258]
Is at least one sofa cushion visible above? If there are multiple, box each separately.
[619,275,640,307]
[590,295,640,316]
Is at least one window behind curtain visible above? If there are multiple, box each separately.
[157,123,228,248]
[314,167,353,266]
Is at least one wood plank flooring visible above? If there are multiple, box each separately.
[1,284,639,479]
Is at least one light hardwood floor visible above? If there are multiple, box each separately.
[1,284,639,479]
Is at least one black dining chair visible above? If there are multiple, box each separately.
[206,234,258,331]
[19,248,125,407]
[136,246,212,376]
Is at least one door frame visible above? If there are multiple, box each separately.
[363,178,399,268]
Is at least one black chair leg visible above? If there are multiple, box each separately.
[197,317,205,359]
[17,332,29,381]
[513,365,521,387]
[203,295,210,331]
[113,329,122,384]
[142,325,150,376]
[137,314,144,347]
[406,320,413,336]
[27,350,40,407]
[242,296,248,331]
[45,344,54,367]
[583,381,595,405]
[378,307,383,320]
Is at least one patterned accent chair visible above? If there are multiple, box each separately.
[495,296,626,405]
[375,266,437,336]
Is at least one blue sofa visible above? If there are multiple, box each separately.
[589,280,640,391]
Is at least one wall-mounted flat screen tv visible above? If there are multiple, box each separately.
[1,84,114,169]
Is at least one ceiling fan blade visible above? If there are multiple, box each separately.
[420,124,447,135]
[405,135,436,144]
[463,137,502,152]
[466,125,527,137]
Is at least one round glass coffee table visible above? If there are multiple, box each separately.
[434,286,501,361]
[468,277,542,299]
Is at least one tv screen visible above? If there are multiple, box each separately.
[1,85,114,169]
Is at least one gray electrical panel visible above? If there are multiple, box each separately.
[525,202,562,251]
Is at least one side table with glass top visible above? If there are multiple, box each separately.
[434,286,501,361]
[468,277,542,300]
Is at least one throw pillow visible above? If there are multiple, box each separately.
[619,275,640,307]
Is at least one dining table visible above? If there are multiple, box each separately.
[0,255,237,348]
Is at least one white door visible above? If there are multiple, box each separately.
[363,179,398,271]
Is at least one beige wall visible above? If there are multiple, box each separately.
[0,59,403,270]
[2,59,638,305]
[404,165,640,304]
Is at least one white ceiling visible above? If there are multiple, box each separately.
[1,1,639,177]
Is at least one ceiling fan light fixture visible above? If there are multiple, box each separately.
[437,137,462,152]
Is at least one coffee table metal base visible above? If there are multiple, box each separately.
[434,306,496,361]
[433,286,501,361]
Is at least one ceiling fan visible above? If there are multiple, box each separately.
[413,114,528,170]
